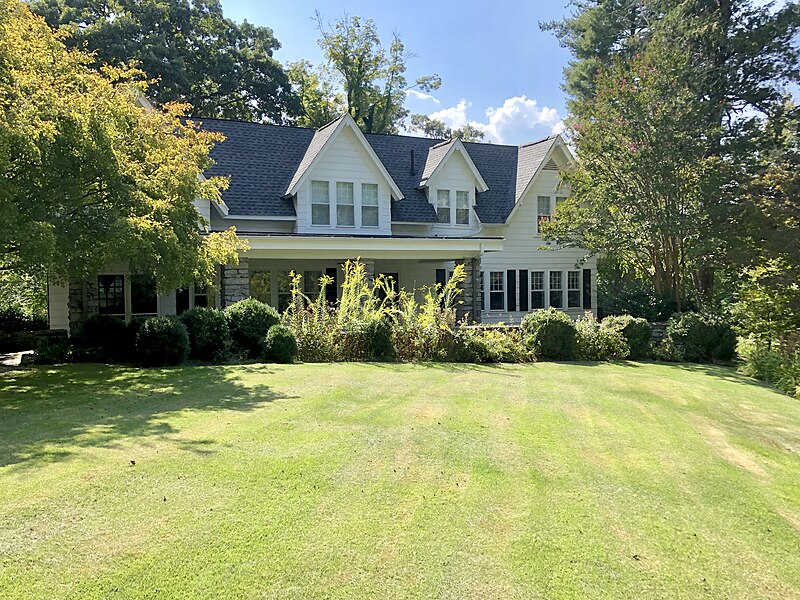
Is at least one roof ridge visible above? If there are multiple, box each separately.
[518,135,559,149]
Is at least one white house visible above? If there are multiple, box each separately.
[48,113,596,332]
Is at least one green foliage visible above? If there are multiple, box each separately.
[135,317,189,367]
[521,308,577,361]
[407,115,485,142]
[291,14,441,133]
[262,324,298,364]
[455,327,531,364]
[180,307,231,362]
[33,336,71,365]
[602,315,653,359]
[738,339,800,398]
[575,313,630,361]
[225,298,280,358]
[0,271,47,323]
[662,312,736,363]
[0,307,47,332]
[0,0,245,289]
[78,314,129,362]
[597,258,687,321]
[29,0,299,123]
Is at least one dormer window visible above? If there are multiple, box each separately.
[537,196,552,230]
[336,182,355,226]
[436,189,471,226]
[311,180,330,225]
[361,183,379,227]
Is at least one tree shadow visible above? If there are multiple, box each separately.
[0,364,292,471]
[667,361,779,390]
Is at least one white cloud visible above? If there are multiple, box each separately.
[404,89,441,104]
[422,95,562,144]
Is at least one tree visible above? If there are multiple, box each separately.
[29,0,299,123]
[292,14,441,133]
[407,115,485,141]
[0,0,244,290]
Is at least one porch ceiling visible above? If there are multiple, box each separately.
[238,233,503,260]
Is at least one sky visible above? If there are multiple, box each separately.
[218,0,575,145]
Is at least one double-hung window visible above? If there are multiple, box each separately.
[567,270,581,308]
[537,196,551,232]
[549,271,563,308]
[131,276,157,316]
[437,189,451,224]
[304,270,322,300]
[530,271,545,309]
[361,183,379,227]
[250,272,271,305]
[311,180,330,225]
[98,275,125,317]
[277,271,292,312]
[455,191,470,225]
[336,182,355,226]
[489,271,505,311]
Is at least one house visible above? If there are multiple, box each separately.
[47,113,596,332]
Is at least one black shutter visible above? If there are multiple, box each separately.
[436,269,447,287]
[325,267,338,304]
[583,269,592,309]
[518,270,528,312]
[507,269,517,312]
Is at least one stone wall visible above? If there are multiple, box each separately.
[456,257,481,324]
[221,257,250,307]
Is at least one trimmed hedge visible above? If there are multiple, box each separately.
[135,317,189,367]
[180,307,231,362]
[575,314,630,360]
[262,324,298,364]
[662,312,736,363]
[602,315,652,359]
[521,308,577,360]
[225,298,280,358]
[78,314,130,362]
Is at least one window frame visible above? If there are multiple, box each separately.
[130,275,158,317]
[489,271,505,311]
[567,270,581,308]
[97,275,126,317]
[335,181,355,227]
[455,190,470,225]
[436,189,451,224]
[311,180,331,226]
[361,182,379,228]
[537,195,552,233]
[530,270,545,309]
[549,270,563,309]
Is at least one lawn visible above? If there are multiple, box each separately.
[0,362,798,599]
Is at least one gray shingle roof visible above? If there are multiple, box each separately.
[419,139,455,186]
[284,116,344,195]
[196,117,559,223]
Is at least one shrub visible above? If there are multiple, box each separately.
[456,327,531,363]
[602,315,652,359]
[78,314,130,361]
[225,297,279,358]
[135,317,189,367]
[0,307,48,332]
[662,312,736,363]
[575,313,630,360]
[521,308,577,360]
[180,307,231,361]
[34,336,71,364]
[262,324,298,364]
[738,339,800,398]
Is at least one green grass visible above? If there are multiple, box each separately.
[1,362,799,599]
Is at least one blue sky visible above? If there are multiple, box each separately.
[219,0,574,145]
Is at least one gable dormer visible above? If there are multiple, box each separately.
[286,114,404,235]
[418,139,488,229]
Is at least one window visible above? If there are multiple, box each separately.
[98,275,125,316]
[194,284,209,308]
[311,180,330,225]
[437,189,451,223]
[336,181,354,226]
[304,270,322,299]
[489,271,505,311]
[568,270,581,308]
[131,276,157,316]
[455,191,470,225]
[277,271,292,312]
[480,271,485,311]
[250,271,271,305]
[530,271,545,309]
[176,283,211,315]
[537,196,551,231]
[362,183,379,227]
[549,270,563,308]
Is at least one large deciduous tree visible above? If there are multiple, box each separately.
[29,0,299,123]
[407,115,485,142]
[0,0,244,289]
[289,14,442,134]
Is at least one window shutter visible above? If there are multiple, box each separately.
[518,270,528,312]
[436,269,447,288]
[325,267,338,304]
[507,269,517,312]
[582,269,592,309]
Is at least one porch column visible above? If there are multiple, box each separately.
[455,257,481,324]
[361,258,375,285]
[221,256,249,307]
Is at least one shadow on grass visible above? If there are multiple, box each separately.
[0,363,291,471]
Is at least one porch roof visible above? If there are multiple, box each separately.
[236,233,504,261]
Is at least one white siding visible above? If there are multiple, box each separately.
[474,169,597,324]
[426,149,482,236]
[210,213,294,234]
[47,282,69,331]
[193,198,212,225]
[295,127,393,236]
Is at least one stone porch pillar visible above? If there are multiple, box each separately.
[361,258,375,285]
[455,257,481,324]
[221,257,250,307]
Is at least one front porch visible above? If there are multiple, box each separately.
[220,233,504,322]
